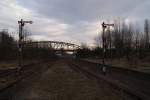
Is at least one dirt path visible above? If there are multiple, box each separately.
[0,59,134,100]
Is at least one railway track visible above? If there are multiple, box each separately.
[0,59,54,92]
[1,59,150,100]
[0,69,18,78]
[68,60,150,100]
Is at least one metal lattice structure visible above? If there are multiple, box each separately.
[23,41,80,52]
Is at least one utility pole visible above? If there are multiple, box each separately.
[101,22,114,75]
[18,19,33,70]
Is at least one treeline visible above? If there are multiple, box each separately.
[0,31,56,61]
[0,31,17,60]
[76,19,150,60]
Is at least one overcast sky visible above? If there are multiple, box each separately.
[0,0,150,46]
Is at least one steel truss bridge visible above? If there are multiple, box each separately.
[23,41,80,52]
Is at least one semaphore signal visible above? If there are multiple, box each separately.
[18,19,33,70]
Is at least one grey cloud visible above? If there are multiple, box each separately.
[17,0,146,24]
[1,0,150,46]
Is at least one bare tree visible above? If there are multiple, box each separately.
[23,28,32,42]
[144,19,150,49]
[112,20,124,58]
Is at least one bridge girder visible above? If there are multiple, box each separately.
[23,41,80,52]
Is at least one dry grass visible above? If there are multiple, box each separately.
[0,60,43,70]
[0,61,17,70]
[85,58,150,73]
